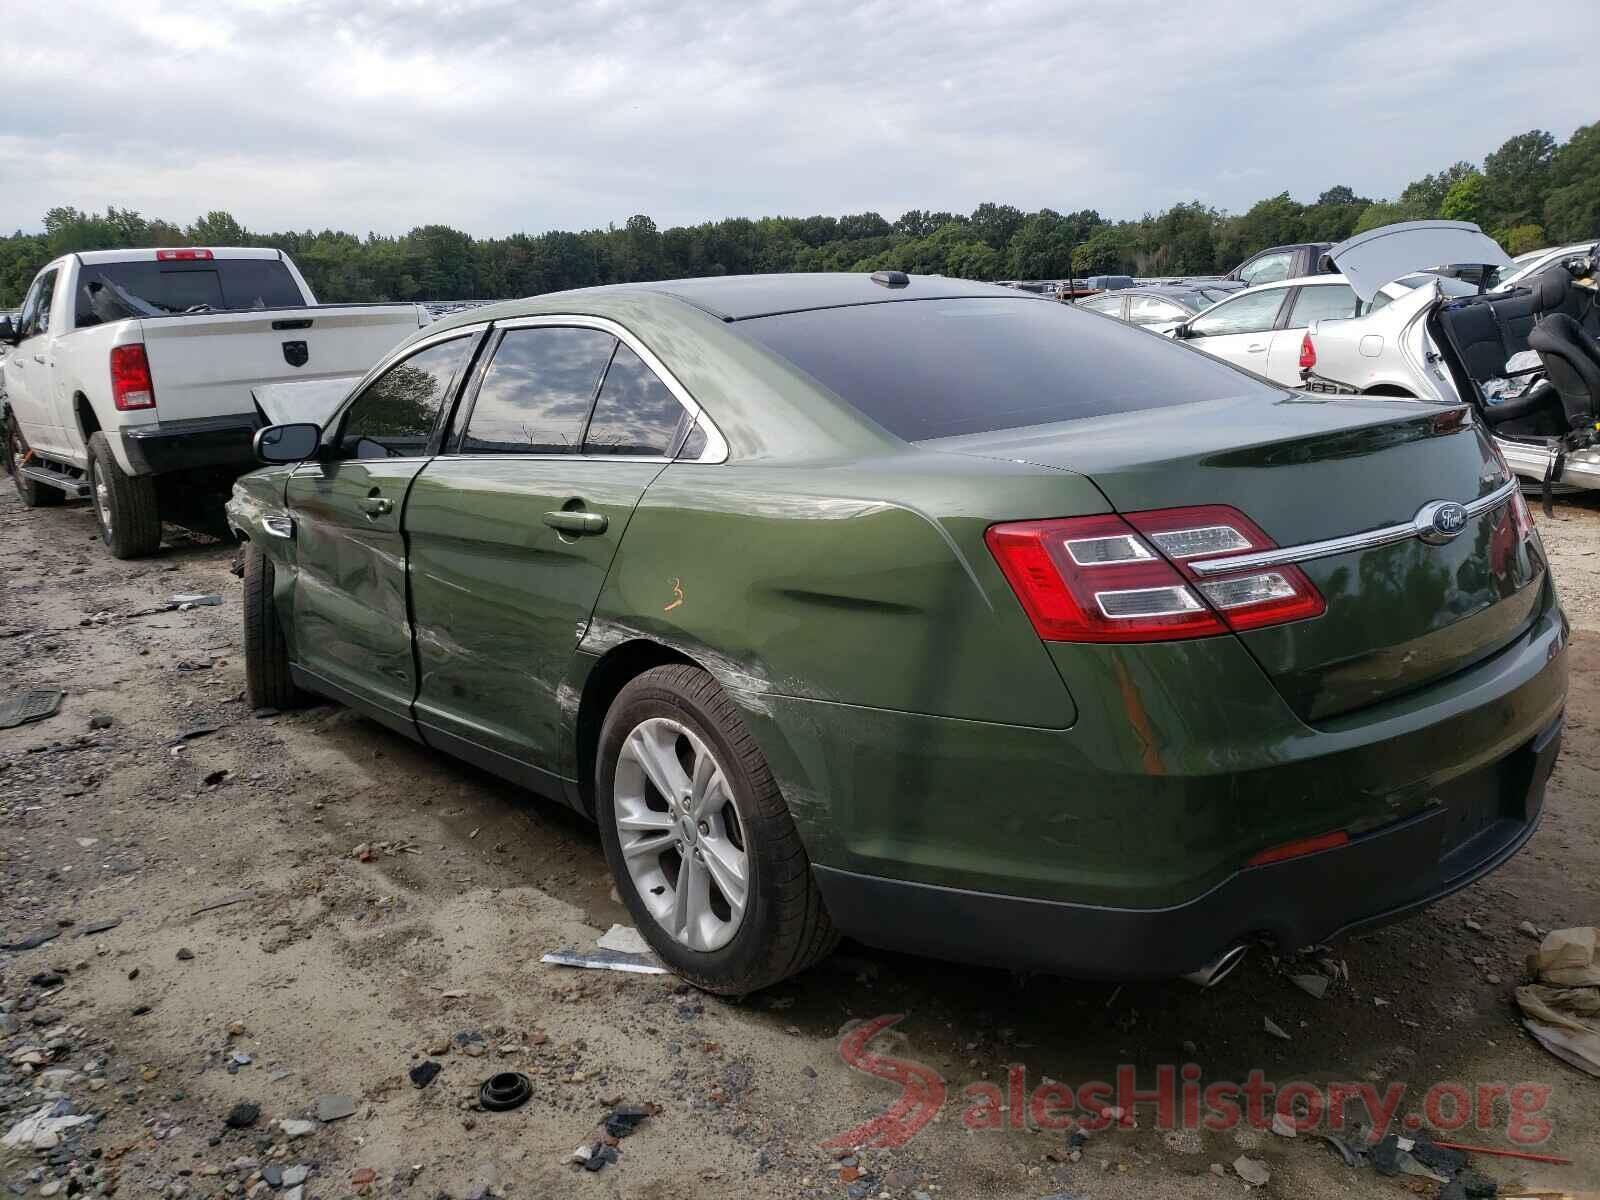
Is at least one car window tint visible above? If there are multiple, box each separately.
[20,270,58,339]
[1286,284,1360,328]
[462,326,616,454]
[342,337,472,459]
[583,342,689,456]
[74,259,304,326]
[1128,296,1186,324]
[1187,288,1285,337]
[1239,251,1292,286]
[733,297,1271,441]
[1079,294,1122,315]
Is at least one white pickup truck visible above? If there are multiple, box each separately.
[1,247,429,557]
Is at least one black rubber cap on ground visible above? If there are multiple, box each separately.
[478,1072,532,1111]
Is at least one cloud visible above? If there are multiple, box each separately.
[1,0,1595,236]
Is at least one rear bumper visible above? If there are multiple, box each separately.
[121,413,261,476]
[812,711,1561,979]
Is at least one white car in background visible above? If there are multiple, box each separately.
[1168,273,1367,386]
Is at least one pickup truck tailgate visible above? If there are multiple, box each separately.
[138,307,424,423]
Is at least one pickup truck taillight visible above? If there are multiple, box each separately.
[985,506,1325,643]
[110,345,156,411]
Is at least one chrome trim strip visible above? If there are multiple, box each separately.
[262,515,295,539]
[1189,478,1520,577]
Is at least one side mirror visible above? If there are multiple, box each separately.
[254,422,323,465]
[0,318,17,345]
[1172,322,1192,339]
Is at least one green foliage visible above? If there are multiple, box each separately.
[1440,171,1486,223]
[1,124,1590,307]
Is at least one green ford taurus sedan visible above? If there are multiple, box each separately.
[227,272,1566,994]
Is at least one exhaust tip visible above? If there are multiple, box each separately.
[1182,943,1249,989]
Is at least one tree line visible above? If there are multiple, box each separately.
[3,123,1597,309]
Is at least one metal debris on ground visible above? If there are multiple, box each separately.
[1290,973,1330,999]
[169,594,224,608]
[541,948,669,975]
[1515,925,1600,1076]
[0,688,63,729]
[596,924,653,955]
[1262,1016,1291,1040]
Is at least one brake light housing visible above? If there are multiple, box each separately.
[110,344,156,410]
[155,248,214,261]
[1299,332,1316,371]
[985,504,1325,644]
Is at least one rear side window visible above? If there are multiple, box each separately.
[1286,283,1360,328]
[732,297,1270,442]
[461,326,616,454]
[342,337,472,458]
[74,259,305,326]
[583,343,690,456]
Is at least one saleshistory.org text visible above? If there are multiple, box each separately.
[822,1016,1556,1152]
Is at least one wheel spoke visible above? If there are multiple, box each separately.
[700,836,748,920]
[619,831,671,863]
[628,724,691,804]
[672,851,703,944]
[691,759,730,822]
[616,809,673,834]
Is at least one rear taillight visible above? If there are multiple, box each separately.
[985,505,1325,644]
[110,345,156,410]
[155,248,213,261]
[1510,488,1536,541]
[1299,333,1316,371]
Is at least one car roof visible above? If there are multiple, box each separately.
[537,272,1030,322]
[1226,273,1350,298]
[71,247,283,266]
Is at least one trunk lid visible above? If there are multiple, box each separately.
[1327,220,1511,304]
[137,306,424,423]
[932,393,1545,720]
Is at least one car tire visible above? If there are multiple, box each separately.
[5,413,63,507]
[596,664,838,995]
[243,541,304,711]
[87,432,161,558]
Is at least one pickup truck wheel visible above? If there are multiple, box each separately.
[5,416,63,507]
[87,432,161,558]
[596,665,838,995]
[242,542,304,711]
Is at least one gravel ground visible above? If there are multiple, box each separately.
[2,483,1599,1200]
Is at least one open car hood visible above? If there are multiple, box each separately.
[1327,221,1511,303]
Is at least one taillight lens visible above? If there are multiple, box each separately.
[986,505,1325,644]
[155,248,214,261]
[1299,333,1316,370]
[1510,488,1536,542]
[110,345,156,410]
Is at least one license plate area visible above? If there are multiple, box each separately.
[1434,737,1539,879]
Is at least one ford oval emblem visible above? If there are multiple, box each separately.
[1415,499,1468,545]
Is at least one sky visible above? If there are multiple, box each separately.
[2,0,1597,238]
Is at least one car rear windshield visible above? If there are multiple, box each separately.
[732,297,1268,441]
[74,259,305,327]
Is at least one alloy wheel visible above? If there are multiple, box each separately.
[613,716,749,952]
[91,460,113,534]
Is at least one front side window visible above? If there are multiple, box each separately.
[1238,251,1292,287]
[583,342,691,456]
[1285,283,1360,328]
[461,326,616,454]
[18,270,58,340]
[1186,288,1286,337]
[1078,294,1123,316]
[341,337,472,458]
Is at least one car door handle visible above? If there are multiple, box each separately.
[31,354,46,364]
[360,497,394,517]
[543,510,607,535]
[1246,343,1267,353]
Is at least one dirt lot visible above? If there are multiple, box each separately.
[2,483,1599,1200]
